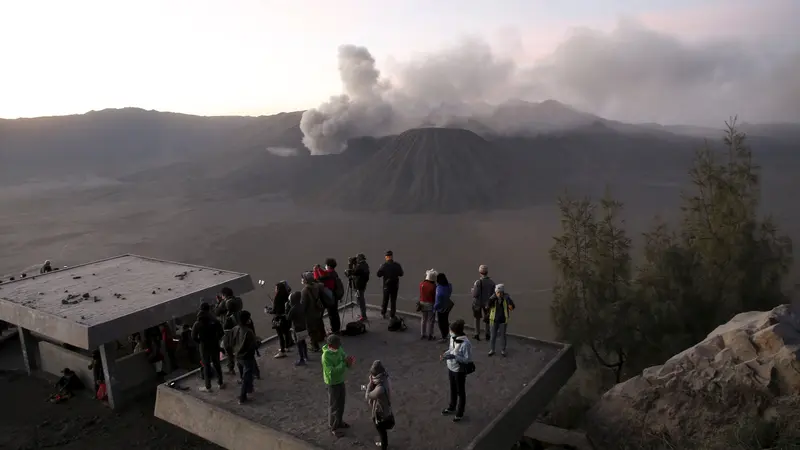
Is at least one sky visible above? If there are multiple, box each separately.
[1,0,798,124]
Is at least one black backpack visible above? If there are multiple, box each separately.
[333,274,345,301]
[387,317,407,332]
[343,321,367,336]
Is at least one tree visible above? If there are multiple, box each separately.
[550,192,636,382]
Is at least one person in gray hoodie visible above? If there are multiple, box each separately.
[440,319,473,422]
[286,290,309,366]
[365,360,393,450]
[470,265,496,341]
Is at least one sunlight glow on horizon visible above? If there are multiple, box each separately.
[0,0,791,119]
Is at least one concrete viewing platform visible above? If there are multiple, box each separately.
[0,254,254,409]
[155,305,577,450]
[0,254,253,350]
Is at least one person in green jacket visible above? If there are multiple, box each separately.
[322,334,355,437]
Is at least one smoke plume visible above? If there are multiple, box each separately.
[299,18,800,155]
[266,146,300,157]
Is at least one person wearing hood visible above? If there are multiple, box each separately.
[40,260,52,274]
[301,271,326,353]
[229,310,258,404]
[419,269,437,340]
[322,334,355,438]
[192,302,225,392]
[440,319,472,422]
[268,281,292,359]
[365,360,394,450]
[286,290,309,366]
[488,284,515,357]
[434,273,454,342]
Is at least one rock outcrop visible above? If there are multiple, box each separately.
[586,304,800,448]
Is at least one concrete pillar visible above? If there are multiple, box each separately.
[18,328,38,374]
[99,343,120,409]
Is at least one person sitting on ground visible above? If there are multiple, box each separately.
[487,284,515,357]
[314,258,342,335]
[376,250,404,319]
[471,265,496,341]
[192,302,225,392]
[268,281,292,359]
[419,269,437,341]
[434,272,454,342]
[229,310,258,405]
[301,271,326,352]
[322,334,355,438]
[51,368,84,402]
[365,360,394,450]
[440,319,472,422]
[40,260,52,274]
[287,290,310,366]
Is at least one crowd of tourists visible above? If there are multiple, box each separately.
[187,251,516,449]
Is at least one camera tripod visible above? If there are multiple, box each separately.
[344,278,359,321]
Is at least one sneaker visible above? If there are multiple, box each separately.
[331,430,344,438]
[484,334,490,341]
[358,315,367,322]
[428,336,435,341]
[453,416,463,423]
[381,313,387,320]
[375,442,382,447]
[441,408,454,415]
[238,398,247,405]
[295,359,307,366]
[472,334,481,341]
[420,335,427,340]
[217,383,225,389]
[501,351,507,357]
[198,386,211,392]
[488,351,495,356]
[274,351,287,359]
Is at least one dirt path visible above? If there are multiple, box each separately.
[0,369,220,450]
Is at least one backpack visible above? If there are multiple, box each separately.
[333,274,345,301]
[343,321,367,336]
[387,316,407,332]
[317,286,335,308]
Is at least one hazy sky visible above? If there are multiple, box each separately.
[1,0,798,123]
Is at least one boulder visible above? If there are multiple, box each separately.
[585,304,800,448]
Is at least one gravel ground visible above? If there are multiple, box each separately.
[0,369,221,450]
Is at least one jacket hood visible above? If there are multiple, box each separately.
[289,291,302,306]
[452,335,470,344]
[370,359,386,376]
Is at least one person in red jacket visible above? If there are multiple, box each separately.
[314,258,342,334]
[419,269,437,340]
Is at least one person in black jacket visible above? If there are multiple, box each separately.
[267,281,293,359]
[346,254,370,321]
[376,250,404,319]
[230,310,258,404]
[192,302,225,392]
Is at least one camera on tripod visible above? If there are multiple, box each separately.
[344,256,358,287]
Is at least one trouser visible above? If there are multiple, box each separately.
[327,382,347,430]
[490,322,508,353]
[448,369,467,417]
[296,338,308,361]
[375,421,389,449]
[381,285,398,317]
[276,326,292,351]
[436,311,450,339]
[357,288,367,318]
[237,358,255,401]
[200,346,223,389]
[326,304,341,333]
[420,310,435,337]
[473,309,490,338]
[225,347,236,372]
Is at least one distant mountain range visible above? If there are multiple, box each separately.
[0,102,797,212]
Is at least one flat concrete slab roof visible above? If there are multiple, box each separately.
[0,254,254,349]
[155,305,576,450]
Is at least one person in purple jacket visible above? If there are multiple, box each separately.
[434,272,454,342]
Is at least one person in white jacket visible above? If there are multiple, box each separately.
[439,319,473,422]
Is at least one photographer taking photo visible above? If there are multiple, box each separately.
[345,254,370,321]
